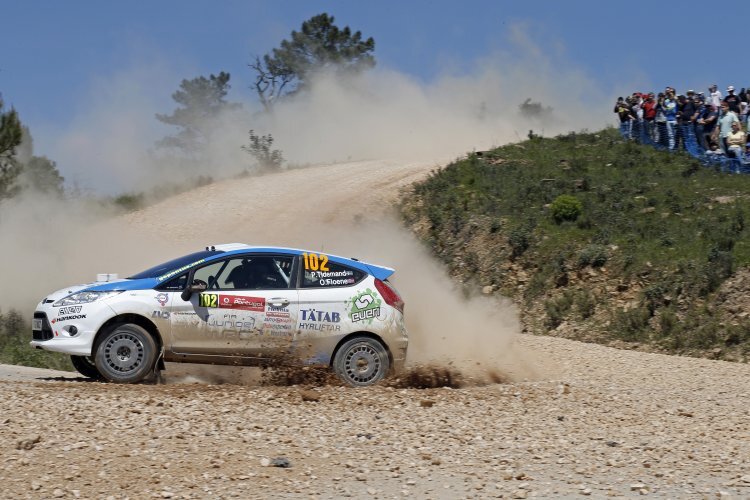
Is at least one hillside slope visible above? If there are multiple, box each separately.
[402,128,750,361]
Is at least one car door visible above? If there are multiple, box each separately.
[169,253,298,358]
[295,253,369,362]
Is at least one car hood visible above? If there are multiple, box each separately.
[42,278,159,304]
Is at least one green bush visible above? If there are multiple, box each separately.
[611,306,650,342]
[508,226,531,258]
[550,194,583,223]
[577,244,608,268]
[574,290,596,319]
[544,291,574,329]
[0,310,73,370]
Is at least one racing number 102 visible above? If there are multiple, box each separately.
[303,252,329,272]
[199,293,218,308]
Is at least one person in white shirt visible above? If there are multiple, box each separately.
[709,84,723,108]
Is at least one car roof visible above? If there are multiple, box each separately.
[85,244,396,292]
[205,243,395,281]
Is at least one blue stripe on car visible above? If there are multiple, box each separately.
[80,247,394,292]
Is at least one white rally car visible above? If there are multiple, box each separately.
[31,244,407,386]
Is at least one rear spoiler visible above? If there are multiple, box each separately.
[365,264,395,281]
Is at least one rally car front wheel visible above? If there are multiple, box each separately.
[70,355,102,380]
[94,323,157,383]
[333,337,390,387]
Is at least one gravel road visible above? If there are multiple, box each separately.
[4,159,750,498]
[2,335,750,498]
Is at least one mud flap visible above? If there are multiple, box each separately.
[154,348,166,384]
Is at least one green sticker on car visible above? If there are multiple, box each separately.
[348,288,382,324]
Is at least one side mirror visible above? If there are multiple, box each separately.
[181,280,207,301]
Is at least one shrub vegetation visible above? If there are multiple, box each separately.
[402,127,750,359]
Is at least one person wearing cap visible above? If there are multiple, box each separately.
[642,93,657,142]
[724,86,742,114]
[709,84,723,108]
[691,96,706,150]
[614,96,635,138]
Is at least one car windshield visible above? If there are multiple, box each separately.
[128,250,223,279]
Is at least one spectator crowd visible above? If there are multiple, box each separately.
[614,84,750,171]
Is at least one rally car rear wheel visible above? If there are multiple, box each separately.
[94,323,157,383]
[333,337,390,387]
[70,355,102,380]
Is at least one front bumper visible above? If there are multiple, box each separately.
[30,302,115,356]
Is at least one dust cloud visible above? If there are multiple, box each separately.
[159,216,541,387]
[1,33,595,383]
[271,217,545,384]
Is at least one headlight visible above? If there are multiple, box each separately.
[53,291,123,307]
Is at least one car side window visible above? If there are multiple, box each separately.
[193,255,293,290]
[157,273,188,291]
[301,259,365,288]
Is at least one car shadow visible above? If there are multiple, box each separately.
[35,376,99,383]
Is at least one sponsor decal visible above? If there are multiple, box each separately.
[158,259,206,282]
[52,314,87,323]
[221,295,265,311]
[263,321,293,330]
[152,310,170,320]
[57,306,82,316]
[302,252,330,272]
[348,289,382,324]
[155,293,169,306]
[300,309,340,323]
[264,315,291,324]
[171,311,206,326]
[208,314,256,332]
[299,322,341,332]
[266,304,291,318]
[299,308,341,332]
[199,293,265,312]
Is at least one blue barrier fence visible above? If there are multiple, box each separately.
[618,120,748,174]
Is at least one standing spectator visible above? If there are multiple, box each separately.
[642,92,657,142]
[655,92,667,146]
[719,102,740,154]
[726,120,746,161]
[691,96,706,149]
[697,103,719,151]
[741,88,750,126]
[678,94,696,149]
[614,97,634,138]
[724,86,742,114]
[630,93,644,140]
[664,90,678,150]
[709,84,723,108]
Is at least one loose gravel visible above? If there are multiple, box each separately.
[2,334,749,499]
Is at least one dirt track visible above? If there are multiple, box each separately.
[3,160,750,498]
[3,335,750,498]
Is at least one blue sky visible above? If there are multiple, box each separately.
[2,0,748,189]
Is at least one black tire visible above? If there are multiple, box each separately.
[332,337,390,387]
[94,323,157,383]
[70,355,102,380]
